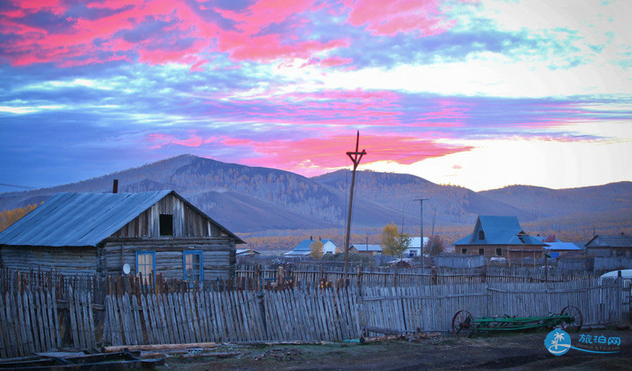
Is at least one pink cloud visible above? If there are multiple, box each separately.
[219,133,472,175]
[344,0,457,36]
[146,132,204,149]
[0,0,351,67]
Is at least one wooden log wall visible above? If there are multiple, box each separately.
[100,239,235,280]
[0,246,98,275]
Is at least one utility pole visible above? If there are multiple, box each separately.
[344,131,366,281]
[413,198,428,269]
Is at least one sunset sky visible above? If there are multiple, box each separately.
[1,0,631,192]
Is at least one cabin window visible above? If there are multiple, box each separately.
[478,231,485,240]
[160,214,173,236]
[461,248,467,254]
[496,248,502,256]
[478,248,485,255]
[136,251,155,283]
[183,250,203,283]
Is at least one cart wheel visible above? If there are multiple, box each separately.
[452,310,475,337]
[561,306,583,332]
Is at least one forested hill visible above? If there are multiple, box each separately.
[0,155,405,232]
[0,155,630,235]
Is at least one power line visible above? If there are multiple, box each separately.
[0,183,35,190]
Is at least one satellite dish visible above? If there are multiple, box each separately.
[122,263,131,275]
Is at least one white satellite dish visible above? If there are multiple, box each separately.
[122,263,131,275]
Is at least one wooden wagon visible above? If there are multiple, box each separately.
[451,306,583,337]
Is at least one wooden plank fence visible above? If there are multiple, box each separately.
[0,274,627,358]
[235,264,600,288]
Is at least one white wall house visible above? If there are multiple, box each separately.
[405,236,429,257]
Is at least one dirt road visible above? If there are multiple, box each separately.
[157,329,632,371]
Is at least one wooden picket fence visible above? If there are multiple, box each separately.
[0,276,627,358]
[100,279,626,347]
[235,264,600,288]
[0,286,97,359]
[102,288,361,345]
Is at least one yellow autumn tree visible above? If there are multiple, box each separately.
[0,203,39,232]
[380,222,411,257]
[310,239,324,259]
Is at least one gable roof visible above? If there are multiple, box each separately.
[290,238,337,252]
[454,215,544,246]
[585,234,632,248]
[292,238,316,251]
[352,244,382,252]
[0,190,244,247]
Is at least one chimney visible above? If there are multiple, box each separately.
[112,179,119,194]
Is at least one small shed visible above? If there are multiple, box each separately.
[0,190,245,282]
[585,234,632,258]
[351,243,382,256]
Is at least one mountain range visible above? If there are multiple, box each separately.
[1,155,631,239]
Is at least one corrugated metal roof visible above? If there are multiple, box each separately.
[544,242,582,251]
[586,234,632,248]
[0,191,172,247]
[353,244,382,252]
[292,239,316,251]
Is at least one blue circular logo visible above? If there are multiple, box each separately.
[545,329,571,356]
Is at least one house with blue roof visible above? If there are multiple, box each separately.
[284,236,339,256]
[0,190,244,281]
[454,215,546,260]
[534,235,583,258]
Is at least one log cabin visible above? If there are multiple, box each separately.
[0,190,244,282]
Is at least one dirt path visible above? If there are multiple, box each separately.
[157,329,632,371]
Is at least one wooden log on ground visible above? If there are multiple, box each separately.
[103,341,217,353]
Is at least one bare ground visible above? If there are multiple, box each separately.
[155,328,632,371]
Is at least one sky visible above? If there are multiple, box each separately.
[1,0,631,193]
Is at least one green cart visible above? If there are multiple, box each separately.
[451,306,583,337]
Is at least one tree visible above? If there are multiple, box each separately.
[380,222,411,257]
[0,203,39,232]
[425,235,445,256]
[310,239,324,259]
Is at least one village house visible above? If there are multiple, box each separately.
[535,235,584,258]
[453,215,546,260]
[405,236,429,257]
[351,243,382,255]
[585,234,632,257]
[0,190,244,282]
[284,236,339,256]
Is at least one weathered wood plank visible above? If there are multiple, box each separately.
[130,294,143,345]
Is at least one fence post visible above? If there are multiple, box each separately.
[257,291,267,335]
[278,265,284,288]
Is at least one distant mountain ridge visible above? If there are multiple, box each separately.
[1,154,630,235]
